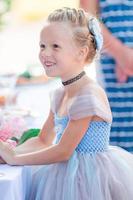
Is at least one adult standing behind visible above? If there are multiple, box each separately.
[80,0,133,153]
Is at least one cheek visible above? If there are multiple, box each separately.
[39,52,44,63]
[68,47,78,60]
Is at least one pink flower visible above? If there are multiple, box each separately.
[0,116,28,142]
[6,139,17,148]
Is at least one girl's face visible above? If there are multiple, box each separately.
[39,22,83,81]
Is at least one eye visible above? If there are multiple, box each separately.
[52,44,60,49]
[40,43,45,49]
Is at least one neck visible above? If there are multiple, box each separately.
[62,74,91,97]
[62,71,85,86]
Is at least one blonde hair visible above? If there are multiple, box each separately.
[47,7,97,64]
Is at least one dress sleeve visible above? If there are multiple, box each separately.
[68,93,112,123]
[49,87,64,113]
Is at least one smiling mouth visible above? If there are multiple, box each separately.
[44,62,56,67]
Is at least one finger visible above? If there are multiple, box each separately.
[115,66,128,83]
[125,67,133,76]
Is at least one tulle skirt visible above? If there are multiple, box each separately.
[28,146,133,200]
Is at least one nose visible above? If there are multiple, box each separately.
[39,46,52,63]
[41,46,52,57]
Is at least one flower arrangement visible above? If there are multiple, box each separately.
[0,115,40,148]
[0,115,28,147]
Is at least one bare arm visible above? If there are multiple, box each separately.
[80,0,133,81]
[0,116,92,165]
[79,0,99,15]
[100,24,133,81]
[0,110,56,164]
[79,0,124,56]
[15,110,55,154]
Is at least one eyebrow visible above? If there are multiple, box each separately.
[39,41,62,45]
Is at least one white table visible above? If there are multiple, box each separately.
[0,80,61,200]
[0,164,32,200]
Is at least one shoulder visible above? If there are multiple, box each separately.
[78,82,110,107]
[50,86,64,97]
[68,82,112,123]
[50,87,64,113]
[50,86,64,102]
[92,83,110,106]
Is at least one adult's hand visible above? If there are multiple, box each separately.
[115,65,128,83]
[115,46,133,76]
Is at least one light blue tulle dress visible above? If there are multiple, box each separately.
[29,85,133,200]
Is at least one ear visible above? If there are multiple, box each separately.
[77,46,89,62]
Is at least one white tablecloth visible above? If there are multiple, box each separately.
[0,164,31,200]
[0,80,61,200]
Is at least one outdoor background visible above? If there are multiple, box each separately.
[0,0,96,78]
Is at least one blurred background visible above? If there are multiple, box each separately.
[0,0,96,131]
[0,0,95,76]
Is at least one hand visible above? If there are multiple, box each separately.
[0,157,6,164]
[115,65,128,83]
[115,46,133,77]
[0,141,14,165]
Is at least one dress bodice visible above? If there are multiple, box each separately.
[54,115,111,154]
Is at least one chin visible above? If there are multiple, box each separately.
[45,71,59,78]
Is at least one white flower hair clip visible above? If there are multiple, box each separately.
[88,18,103,51]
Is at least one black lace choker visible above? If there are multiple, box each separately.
[62,71,86,86]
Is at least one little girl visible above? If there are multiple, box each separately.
[0,7,133,200]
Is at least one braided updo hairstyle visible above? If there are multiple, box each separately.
[47,7,98,64]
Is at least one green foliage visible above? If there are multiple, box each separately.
[0,0,12,28]
[19,70,32,79]
[0,0,12,14]
[11,136,19,143]
[18,128,40,145]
